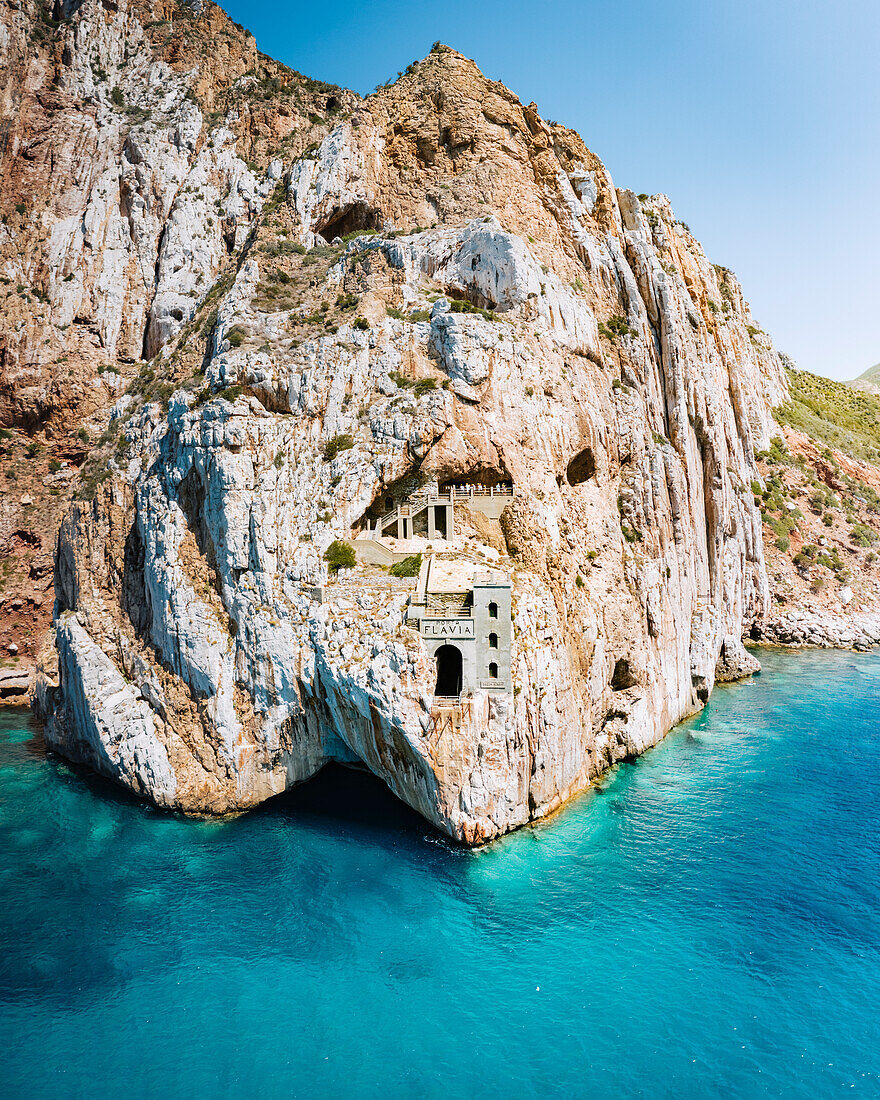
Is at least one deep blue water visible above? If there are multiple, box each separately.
[1,649,879,1099]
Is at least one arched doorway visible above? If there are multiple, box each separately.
[434,644,462,697]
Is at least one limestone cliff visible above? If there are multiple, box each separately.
[0,0,355,674]
[4,1,804,840]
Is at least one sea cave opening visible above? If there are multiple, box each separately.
[264,764,430,837]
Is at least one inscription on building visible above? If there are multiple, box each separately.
[421,619,475,639]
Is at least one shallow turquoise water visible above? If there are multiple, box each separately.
[1,648,879,1099]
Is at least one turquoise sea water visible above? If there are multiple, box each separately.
[1,648,879,1099]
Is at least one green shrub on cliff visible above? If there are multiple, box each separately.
[323,434,354,461]
[598,315,633,342]
[449,299,500,323]
[263,240,307,257]
[389,553,422,578]
[849,523,877,547]
[323,540,355,572]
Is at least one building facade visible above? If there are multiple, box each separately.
[406,557,512,699]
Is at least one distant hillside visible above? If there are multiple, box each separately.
[776,367,880,464]
[848,362,880,395]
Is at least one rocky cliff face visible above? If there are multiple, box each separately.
[0,0,355,672]
[5,1,799,840]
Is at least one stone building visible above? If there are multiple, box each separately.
[406,556,512,699]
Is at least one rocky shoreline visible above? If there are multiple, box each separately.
[750,611,880,652]
[0,666,31,704]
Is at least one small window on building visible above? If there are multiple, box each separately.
[489,632,498,649]
[489,662,498,679]
[488,601,498,619]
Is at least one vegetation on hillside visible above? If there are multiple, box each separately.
[323,540,355,573]
[753,430,880,592]
[852,361,880,386]
[389,553,422,578]
[775,368,880,465]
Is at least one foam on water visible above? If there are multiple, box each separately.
[1,648,879,1098]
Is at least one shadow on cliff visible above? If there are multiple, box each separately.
[25,712,456,848]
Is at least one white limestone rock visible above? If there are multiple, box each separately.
[39,43,808,844]
[49,614,177,806]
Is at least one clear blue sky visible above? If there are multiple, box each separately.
[220,0,878,380]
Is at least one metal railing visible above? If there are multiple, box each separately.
[375,495,448,529]
[373,486,514,531]
[449,486,513,498]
